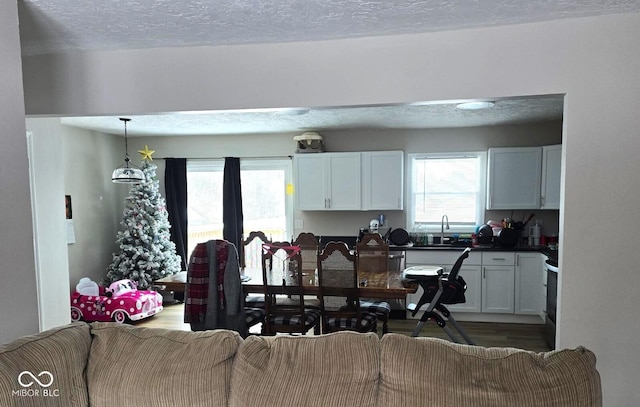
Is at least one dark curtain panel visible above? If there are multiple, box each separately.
[165,158,188,271]
[223,157,244,258]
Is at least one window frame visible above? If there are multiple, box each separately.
[406,151,487,234]
[186,158,294,248]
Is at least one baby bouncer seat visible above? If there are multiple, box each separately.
[404,247,475,345]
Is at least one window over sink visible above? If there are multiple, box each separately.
[407,152,486,233]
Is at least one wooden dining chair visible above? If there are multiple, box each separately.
[261,242,321,335]
[317,242,378,334]
[242,231,272,309]
[183,239,264,337]
[356,233,392,334]
[241,231,272,271]
[292,232,320,276]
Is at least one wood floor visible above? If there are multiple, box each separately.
[135,302,552,352]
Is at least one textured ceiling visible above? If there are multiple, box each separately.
[22,0,631,135]
[60,95,563,136]
[18,0,640,56]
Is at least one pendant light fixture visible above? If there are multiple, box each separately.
[112,118,145,184]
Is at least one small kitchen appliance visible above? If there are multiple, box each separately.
[528,222,541,246]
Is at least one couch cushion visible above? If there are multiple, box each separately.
[230,332,379,407]
[87,322,241,407]
[0,322,91,407]
[378,334,602,407]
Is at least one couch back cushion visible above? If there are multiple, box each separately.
[87,322,241,407]
[0,322,91,407]
[378,334,602,407]
[230,332,379,407]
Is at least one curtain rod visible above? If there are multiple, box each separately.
[162,155,293,160]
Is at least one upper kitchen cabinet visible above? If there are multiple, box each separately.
[487,147,542,210]
[361,151,404,210]
[487,145,561,210]
[540,145,562,210]
[294,153,361,210]
[294,151,404,211]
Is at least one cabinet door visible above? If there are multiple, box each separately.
[326,153,361,210]
[294,155,327,210]
[541,145,562,210]
[447,265,482,313]
[481,265,515,313]
[515,253,543,315]
[361,151,404,210]
[487,147,542,209]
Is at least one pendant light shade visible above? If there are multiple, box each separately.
[112,118,145,184]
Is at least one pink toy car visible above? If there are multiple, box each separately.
[70,278,163,323]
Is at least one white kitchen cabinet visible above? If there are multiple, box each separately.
[540,145,562,210]
[515,252,543,315]
[487,147,542,209]
[446,265,482,313]
[361,151,404,210]
[294,155,326,210]
[294,153,361,210]
[481,252,515,313]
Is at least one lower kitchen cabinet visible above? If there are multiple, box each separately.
[515,252,543,315]
[447,265,481,313]
[482,265,515,313]
[406,249,544,320]
[481,252,515,313]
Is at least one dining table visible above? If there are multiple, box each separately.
[153,267,417,300]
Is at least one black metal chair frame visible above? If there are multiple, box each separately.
[405,247,476,345]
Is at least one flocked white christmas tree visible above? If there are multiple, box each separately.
[104,146,181,289]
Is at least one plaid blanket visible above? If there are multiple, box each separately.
[184,240,229,323]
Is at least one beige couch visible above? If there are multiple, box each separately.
[0,322,601,406]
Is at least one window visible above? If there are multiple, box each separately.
[187,159,293,255]
[408,152,486,233]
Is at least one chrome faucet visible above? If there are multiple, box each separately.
[441,214,449,244]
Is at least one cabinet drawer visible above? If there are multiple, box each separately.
[406,250,481,266]
[481,252,515,266]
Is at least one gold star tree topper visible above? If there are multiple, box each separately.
[138,145,155,161]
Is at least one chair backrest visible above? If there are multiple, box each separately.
[292,232,320,276]
[184,239,247,336]
[241,231,271,271]
[317,242,365,332]
[447,247,472,281]
[260,242,308,334]
[356,233,389,274]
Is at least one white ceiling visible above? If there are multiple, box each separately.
[60,96,564,137]
[20,0,637,136]
[18,0,640,56]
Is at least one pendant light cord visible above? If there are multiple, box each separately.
[121,117,131,164]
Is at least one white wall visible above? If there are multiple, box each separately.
[24,119,71,330]
[17,13,640,404]
[0,0,39,343]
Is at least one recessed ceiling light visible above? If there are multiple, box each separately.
[456,101,495,110]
